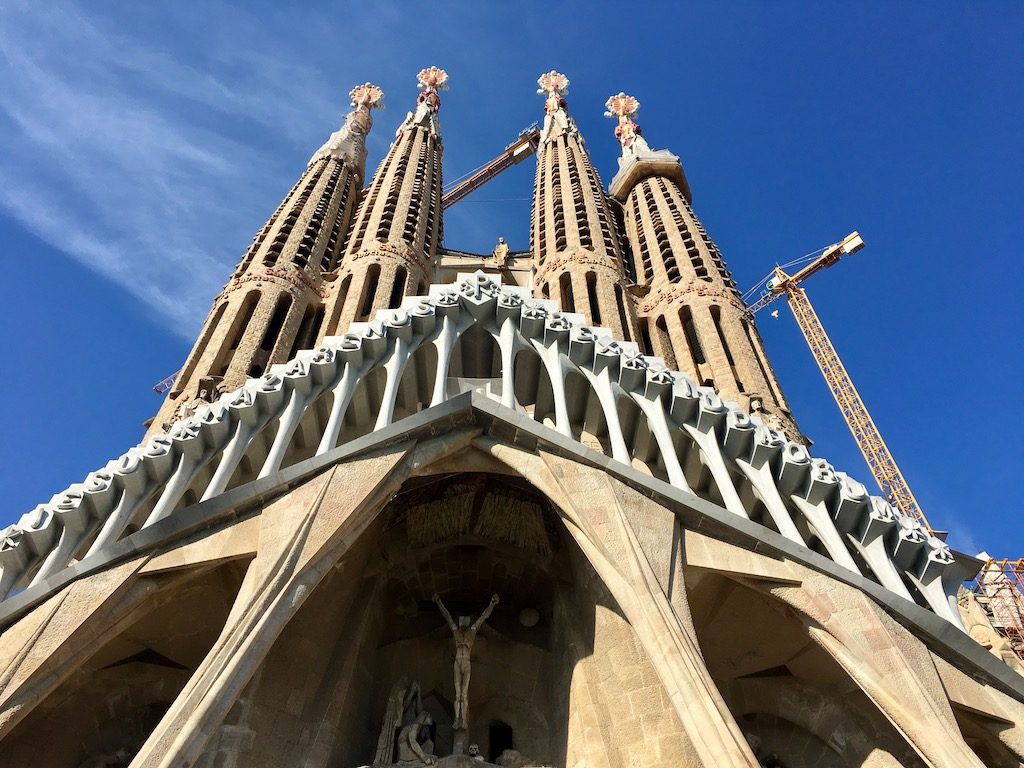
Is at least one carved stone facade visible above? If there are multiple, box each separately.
[2,69,1022,768]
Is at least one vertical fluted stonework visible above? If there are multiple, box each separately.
[606,93,800,439]
[149,85,381,435]
[531,72,638,343]
[320,67,447,338]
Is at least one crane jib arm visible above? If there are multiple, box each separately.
[441,129,540,209]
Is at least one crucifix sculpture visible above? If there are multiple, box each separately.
[432,593,499,731]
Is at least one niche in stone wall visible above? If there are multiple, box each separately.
[0,558,250,768]
[686,569,928,768]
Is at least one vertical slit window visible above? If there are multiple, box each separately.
[358,263,382,320]
[173,302,227,396]
[213,290,260,377]
[639,317,654,356]
[559,272,574,313]
[288,304,325,359]
[260,294,293,353]
[710,305,743,392]
[390,266,408,309]
[679,305,706,368]
[654,315,676,369]
[585,272,601,325]
[615,285,631,341]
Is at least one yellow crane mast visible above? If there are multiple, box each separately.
[746,233,933,533]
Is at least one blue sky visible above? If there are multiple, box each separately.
[0,1,1021,559]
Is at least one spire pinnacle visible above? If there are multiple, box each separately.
[308,82,384,170]
[604,92,650,156]
[350,82,385,112]
[536,71,573,144]
[537,70,570,113]
[400,66,448,136]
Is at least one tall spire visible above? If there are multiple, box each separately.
[530,71,637,343]
[320,67,447,337]
[148,84,380,435]
[606,92,800,439]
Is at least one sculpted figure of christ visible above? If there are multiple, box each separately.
[432,593,499,729]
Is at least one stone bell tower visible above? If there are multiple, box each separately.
[606,93,800,439]
[149,83,382,434]
[320,67,447,338]
[530,71,638,343]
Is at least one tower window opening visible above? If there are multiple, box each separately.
[533,158,548,260]
[654,314,676,369]
[358,263,382,321]
[550,144,567,252]
[569,160,591,248]
[585,271,601,325]
[288,304,325,360]
[639,316,654,356]
[615,284,631,342]
[631,191,654,284]
[173,302,227,396]
[264,164,325,267]
[559,272,575,313]
[390,266,408,309]
[710,305,743,392]
[377,139,414,241]
[321,180,351,271]
[403,133,428,245]
[260,294,293,353]
[212,290,260,377]
[679,305,706,370]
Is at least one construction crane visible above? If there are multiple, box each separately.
[746,232,933,533]
[441,124,540,209]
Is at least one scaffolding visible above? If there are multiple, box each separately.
[968,559,1024,659]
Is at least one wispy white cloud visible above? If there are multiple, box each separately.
[0,1,351,337]
[0,0,535,336]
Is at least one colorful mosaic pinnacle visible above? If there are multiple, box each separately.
[349,82,384,111]
[416,66,449,92]
[537,71,569,116]
[604,92,640,120]
[536,70,569,96]
[605,92,643,152]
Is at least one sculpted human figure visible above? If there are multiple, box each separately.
[492,236,509,267]
[373,676,422,766]
[395,711,436,766]
[432,592,500,729]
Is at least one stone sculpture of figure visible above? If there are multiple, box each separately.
[492,237,509,267]
[373,677,422,766]
[468,744,485,762]
[432,592,500,729]
[395,711,436,766]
